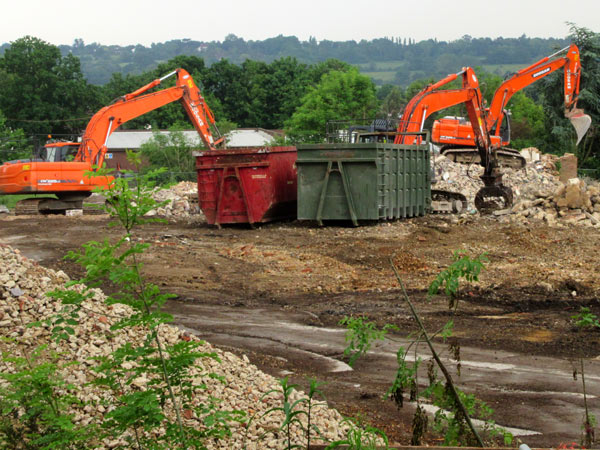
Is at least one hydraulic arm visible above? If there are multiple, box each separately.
[433,44,591,160]
[76,68,224,170]
[395,67,512,212]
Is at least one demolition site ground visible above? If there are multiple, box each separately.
[1,213,599,447]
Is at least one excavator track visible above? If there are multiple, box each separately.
[430,189,468,214]
[14,198,46,215]
[14,196,88,215]
[441,147,526,169]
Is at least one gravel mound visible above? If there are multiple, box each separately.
[0,243,349,448]
[148,181,205,222]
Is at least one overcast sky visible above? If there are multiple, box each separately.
[2,0,598,46]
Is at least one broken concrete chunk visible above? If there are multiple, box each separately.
[559,153,578,183]
[9,286,24,297]
[493,208,512,216]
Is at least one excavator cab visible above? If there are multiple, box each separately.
[494,110,511,146]
[40,142,79,162]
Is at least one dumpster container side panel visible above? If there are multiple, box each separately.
[197,168,218,223]
[323,171,352,219]
[297,143,429,223]
[346,162,377,220]
[195,146,297,225]
[297,162,327,220]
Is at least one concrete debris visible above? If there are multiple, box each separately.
[148,181,205,222]
[433,149,600,228]
[0,205,9,214]
[0,243,349,448]
[558,153,578,183]
[519,147,541,164]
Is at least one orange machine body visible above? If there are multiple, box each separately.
[0,68,222,199]
[432,44,585,148]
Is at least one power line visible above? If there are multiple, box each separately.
[5,116,93,123]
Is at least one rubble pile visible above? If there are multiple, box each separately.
[0,244,348,449]
[510,177,600,227]
[148,181,205,221]
[432,149,600,228]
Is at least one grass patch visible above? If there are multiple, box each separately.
[361,71,397,83]
[0,194,55,209]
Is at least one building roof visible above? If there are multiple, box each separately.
[105,128,283,150]
[106,130,202,149]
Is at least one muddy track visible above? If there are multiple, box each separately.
[1,214,599,446]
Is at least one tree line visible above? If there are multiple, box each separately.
[0,34,570,86]
[0,26,598,171]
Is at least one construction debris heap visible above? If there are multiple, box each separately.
[0,243,350,449]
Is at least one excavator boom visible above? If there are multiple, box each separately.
[77,68,223,169]
[487,44,590,143]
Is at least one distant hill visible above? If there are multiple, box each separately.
[1,34,570,86]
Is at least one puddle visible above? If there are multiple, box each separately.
[492,387,597,399]
[273,322,344,334]
[417,403,541,436]
[168,303,600,442]
[393,350,517,372]
[477,312,532,320]
[176,322,352,374]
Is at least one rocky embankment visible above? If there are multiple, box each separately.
[0,244,349,448]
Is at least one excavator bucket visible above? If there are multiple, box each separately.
[565,108,592,145]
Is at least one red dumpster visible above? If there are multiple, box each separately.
[194,146,297,226]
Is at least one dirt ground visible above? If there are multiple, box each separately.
[1,213,599,447]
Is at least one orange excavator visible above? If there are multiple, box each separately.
[0,68,223,214]
[393,67,513,212]
[432,44,591,167]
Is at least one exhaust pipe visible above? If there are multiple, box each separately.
[565,107,592,145]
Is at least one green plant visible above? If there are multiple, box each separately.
[572,312,598,447]
[325,416,388,449]
[31,153,243,448]
[387,346,420,409]
[555,160,563,173]
[423,378,513,446]
[305,378,327,449]
[339,316,397,367]
[572,307,600,330]
[387,253,514,446]
[247,377,323,450]
[428,250,488,310]
[0,343,97,449]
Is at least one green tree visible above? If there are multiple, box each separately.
[0,110,30,163]
[285,68,378,142]
[507,91,545,149]
[202,59,251,126]
[140,126,198,183]
[536,24,600,168]
[244,57,311,129]
[307,58,352,83]
[0,36,101,137]
[378,85,405,119]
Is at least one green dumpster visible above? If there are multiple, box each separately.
[297,142,430,225]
